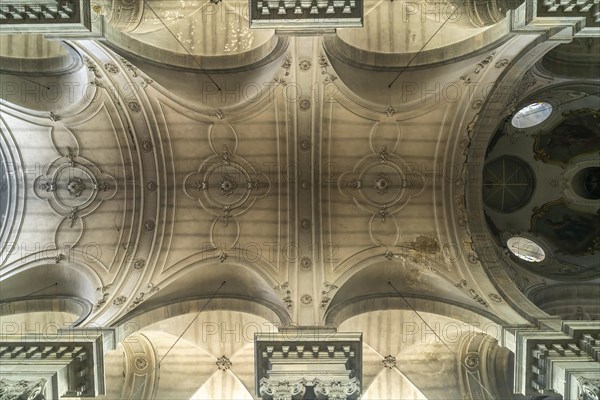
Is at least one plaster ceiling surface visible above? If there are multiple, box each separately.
[334,0,510,67]
[0,3,599,399]
[0,32,549,330]
[97,310,273,399]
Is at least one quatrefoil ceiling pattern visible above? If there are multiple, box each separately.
[183,123,271,259]
[338,122,425,248]
[33,137,117,249]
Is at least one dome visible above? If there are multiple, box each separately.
[482,87,600,280]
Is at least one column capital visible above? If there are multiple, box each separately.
[255,329,362,400]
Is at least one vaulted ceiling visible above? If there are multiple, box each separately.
[0,1,599,398]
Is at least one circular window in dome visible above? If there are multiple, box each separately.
[511,102,553,129]
[506,237,546,262]
[483,156,535,213]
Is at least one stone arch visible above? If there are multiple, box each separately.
[0,261,102,311]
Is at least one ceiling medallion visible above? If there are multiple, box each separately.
[299,59,311,71]
[300,218,311,231]
[464,354,480,369]
[300,257,312,269]
[300,294,312,305]
[219,174,238,196]
[382,355,396,369]
[299,98,311,111]
[374,172,391,195]
[146,181,157,191]
[134,357,148,370]
[128,101,141,113]
[133,258,145,270]
[300,137,311,151]
[144,219,155,232]
[216,356,232,371]
[67,177,86,197]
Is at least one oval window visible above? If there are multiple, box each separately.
[511,102,553,129]
[506,237,546,262]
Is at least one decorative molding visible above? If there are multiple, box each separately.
[0,330,114,398]
[259,378,306,400]
[299,98,311,111]
[300,257,312,269]
[274,52,292,85]
[143,219,155,232]
[318,52,338,84]
[0,378,47,400]
[299,59,311,71]
[313,377,361,400]
[112,296,127,306]
[488,293,504,303]
[274,282,293,311]
[128,283,159,311]
[382,355,396,370]
[133,258,145,270]
[255,331,362,399]
[300,138,311,151]
[142,140,153,152]
[128,101,141,113]
[103,62,119,74]
[513,322,600,395]
[577,377,600,400]
[216,356,232,371]
[455,279,490,308]
[460,52,496,85]
[495,58,510,68]
[464,353,480,369]
[339,144,425,246]
[84,56,103,79]
[134,357,148,370]
[146,181,157,192]
[320,282,338,310]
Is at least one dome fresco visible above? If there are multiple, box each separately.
[482,92,600,280]
[533,109,600,165]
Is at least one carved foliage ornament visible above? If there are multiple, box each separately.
[314,377,361,400]
[216,355,232,371]
[134,357,148,370]
[382,355,396,369]
[578,377,599,400]
[0,378,47,400]
[464,354,480,369]
[259,378,306,400]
